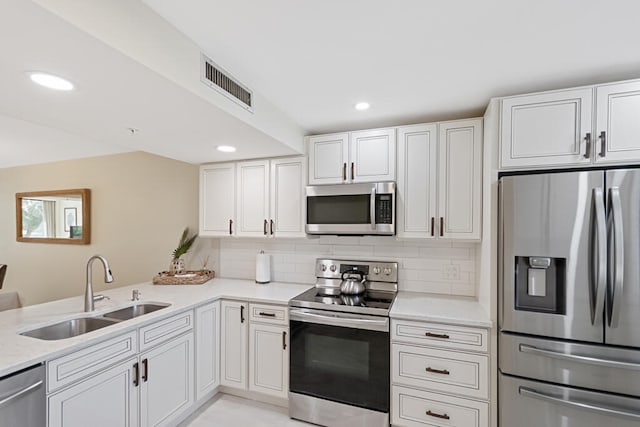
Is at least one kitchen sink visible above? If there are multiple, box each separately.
[102,303,170,321]
[20,317,120,340]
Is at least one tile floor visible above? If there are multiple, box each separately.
[181,394,312,427]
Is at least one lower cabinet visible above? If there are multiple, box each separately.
[195,300,220,401]
[47,311,195,427]
[220,300,289,399]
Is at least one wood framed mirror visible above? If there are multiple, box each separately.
[16,189,91,244]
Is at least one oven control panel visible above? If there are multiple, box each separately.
[316,259,398,283]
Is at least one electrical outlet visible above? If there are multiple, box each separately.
[441,264,460,280]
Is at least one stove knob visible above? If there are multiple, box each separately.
[329,265,337,272]
[372,267,381,275]
[320,264,327,272]
[383,267,392,275]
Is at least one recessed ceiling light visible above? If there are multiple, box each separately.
[355,102,370,111]
[217,145,236,153]
[29,72,74,91]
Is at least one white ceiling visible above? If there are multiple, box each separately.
[2,0,640,168]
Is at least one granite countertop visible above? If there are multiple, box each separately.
[0,278,312,377]
[390,291,493,328]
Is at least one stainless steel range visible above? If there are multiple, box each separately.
[288,258,398,427]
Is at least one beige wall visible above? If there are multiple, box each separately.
[0,152,199,306]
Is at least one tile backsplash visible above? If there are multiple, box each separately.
[206,236,478,296]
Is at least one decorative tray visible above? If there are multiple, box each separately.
[152,269,215,285]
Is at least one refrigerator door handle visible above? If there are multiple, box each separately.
[519,344,640,370]
[608,187,624,327]
[591,188,607,324]
[519,386,640,420]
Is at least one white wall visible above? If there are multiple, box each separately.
[210,236,478,296]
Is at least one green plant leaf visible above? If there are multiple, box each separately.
[172,227,198,260]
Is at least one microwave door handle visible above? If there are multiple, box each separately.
[519,387,640,420]
[370,187,376,230]
[591,188,607,324]
[608,187,624,327]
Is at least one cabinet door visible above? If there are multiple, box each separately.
[270,157,306,238]
[200,163,235,236]
[350,128,396,182]
[49,358,138,427]
[249,323,288,399]
[195,301,220,401]
[220,300,249,389]
[595,80,640,163]
[308,133,349,185]
[438,119,482,240]
[397,124,438,239]
[500,88,593,169]
[140,333,194,427]
[236,160,270,237]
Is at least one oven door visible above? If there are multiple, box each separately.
[289,308,390,412]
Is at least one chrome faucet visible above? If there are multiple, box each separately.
[85,255,113,312]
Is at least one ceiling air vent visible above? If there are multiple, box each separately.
[200,54,253,112]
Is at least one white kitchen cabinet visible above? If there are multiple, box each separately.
[236,157,306,238]
[308,128,396,184]
[220,300,249,389]
[195,300,220,401]
[249,323,288,398]
[200,163,236,236]
[48,357,139,427]
[397,119,482,240]
[500,78,640,170]
[139,333,194,427]
[595,80,640,163]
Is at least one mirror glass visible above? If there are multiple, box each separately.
[16,189,91,244]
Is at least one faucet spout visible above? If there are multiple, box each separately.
[85,255,113,312]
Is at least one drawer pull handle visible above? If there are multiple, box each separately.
[425,367,450,375]
[426,410,450,420]
[425,332,450,339]
[259,311,276,317]
[241,305,245,323]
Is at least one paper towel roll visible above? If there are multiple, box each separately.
[255,251,271,284]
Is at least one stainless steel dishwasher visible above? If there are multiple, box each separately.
[0,364,45,427]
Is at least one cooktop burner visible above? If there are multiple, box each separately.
[289,259,398,316]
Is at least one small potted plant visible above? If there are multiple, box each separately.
[170,227,198,274]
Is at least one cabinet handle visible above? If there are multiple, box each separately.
[430,217,435,237]
[282,331,287,350]
[426,410,450,420]
[584,132,592,159]
[425,367,450,375]
[599,131,606,158]
[240,305,245,323]
[133,362,139,386]
[263,219,268,235]
[351,162,355,180]
[425,331,450,339]
[259,311,276,317]
[439,217,444,237]
[342,163,347,181]
[270,219,274,235]
[229,219,233,235]
[141,358,148,382]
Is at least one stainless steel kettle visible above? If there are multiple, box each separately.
[340,271,366,295]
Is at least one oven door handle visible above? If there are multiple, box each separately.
[290,309,389,332]
[370,187,376,230]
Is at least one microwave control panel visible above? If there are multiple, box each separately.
[376,194,393,224]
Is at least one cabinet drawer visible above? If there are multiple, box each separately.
[392,319,488,353]
[392,344,489,400]
[139,310,193,351]
[47,331,137,392]
[392,385,489,427]
[249,303,288,325]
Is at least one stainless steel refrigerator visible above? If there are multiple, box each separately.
[499,169,640,426]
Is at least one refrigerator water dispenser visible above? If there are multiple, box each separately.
[515,256,566,314]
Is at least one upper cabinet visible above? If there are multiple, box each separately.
[397,119,482,240]
[308,128,396,184]
[500,79,640,170]
[200,156,306,238]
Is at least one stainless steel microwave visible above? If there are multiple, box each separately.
[305,182,395,235]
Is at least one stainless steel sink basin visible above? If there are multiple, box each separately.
[20,317,119,340]
[102,303,170,321]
